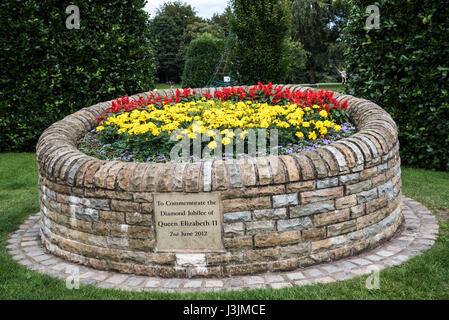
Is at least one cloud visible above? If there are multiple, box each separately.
[144,0,228,19]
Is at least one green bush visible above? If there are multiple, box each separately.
[0,0,156,152]
[181,33,224,88]
[344,0,449,170]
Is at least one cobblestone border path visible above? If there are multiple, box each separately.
[6,197,438,292]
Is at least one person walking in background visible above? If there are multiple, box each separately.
[339,69,348,84]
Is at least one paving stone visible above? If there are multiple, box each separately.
[125,277,145,287]
[105,274,129,285]
[90,272,109,282]
[27,250,46,257]
[364,255,383,262]
[304,268,325,278]
[97,282,116,289]
[184,280,203,289]
[205,280,224,288]
[393,254,409,262]
[335,261,357,270]
[81,279,97,285]
[79,271,100,279]
[294,280,312,286]
[144,279,162,288]
[313,276,335,284]
[244,276,265,285]
[270,282,292,289]
[350,258,371,266]
[18,259,32,266]
[227,279,244,287]
[164,280,184,288]
[264,275,285,283]
[286,272,305,281]
[12,254,26,261]
[321,265,342,274]
[21,241,39,247]
[350,268,370,276]
[40,258,60,266]
[333,272,352,281]
[23,246,42,253]
[376,250,395,257]
[33,254,52,262]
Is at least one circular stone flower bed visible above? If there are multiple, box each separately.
[36,84,403,278]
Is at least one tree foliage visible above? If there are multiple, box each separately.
[229,0,293,85]
[150,1,202,83]
[0,0,155,152]
[291,0,349,83]
[285,40,310,84]
[344,0,449,170]
[181,33,224,88]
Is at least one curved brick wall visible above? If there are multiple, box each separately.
[36,85,403,278]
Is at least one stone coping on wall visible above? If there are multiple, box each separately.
[35,84,403,278]
[7,198,438,292]
[36,84,399,194]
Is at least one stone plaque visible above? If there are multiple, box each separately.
[154,192,224,252]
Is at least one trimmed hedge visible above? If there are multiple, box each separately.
[0,0,155,152]
[344,0,449,170]
[181,33,224,89]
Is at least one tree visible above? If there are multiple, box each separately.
[0,0,156,152]
[150,1,203,83]
[181,33,224,88]
[285,40,310,84]
[179,21,222,65]
[230,0,293,85]
[209,7,233,39]
[291,0,349,83]
[150,15,179,83]
[344,0,449,170]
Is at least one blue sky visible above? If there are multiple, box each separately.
[144,0,228,19]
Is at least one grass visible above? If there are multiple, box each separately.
[154,83,345,93]
[0,153,448,299]
[154,83,182,90]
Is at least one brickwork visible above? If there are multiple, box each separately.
[36,85,403,278]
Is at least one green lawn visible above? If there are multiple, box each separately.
[0,153,448,299]
[154,83,182,90]
[154,83,345,93]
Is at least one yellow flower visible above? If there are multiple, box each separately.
[222,137,232,145]
[319,127,327,135]
[319,110,328,118]
[334,125,341,131]
[96,126,104,132]
[308,131,317,140]
[296,132,304,138]
[208,141,218,150]
[302,122,310,128]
